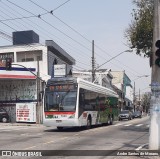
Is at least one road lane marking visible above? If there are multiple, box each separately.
[124,124,132,127]
[24,146,37,150]
[1,129,11,132]
[43,141,55,144]
[20,133,44,136]
[113,123,123,126]
[135,124,143,127]
[135,143,148,150]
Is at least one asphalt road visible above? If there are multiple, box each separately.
[0,116,159,159]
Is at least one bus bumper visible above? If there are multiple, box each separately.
[43,119,80,127]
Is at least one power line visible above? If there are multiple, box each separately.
[0,1,91,64]
[2,0,92,67]
[1,0,149,78]
[28,0,71,13]
[0,2,91,70]
[0,22,88,71]
[27,0,145,77]
[6,0,92,52]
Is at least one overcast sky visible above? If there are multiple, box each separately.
[0,0,151,94]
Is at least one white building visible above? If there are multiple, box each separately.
[73,69,114,90]
[111,71,133,110]
[0,30,75,123]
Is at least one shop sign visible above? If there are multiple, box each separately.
[54,64,66,77]
[16,103,36,122]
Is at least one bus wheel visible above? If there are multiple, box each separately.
[108,116,113,125]
[110,116,113,125]
[86,117,91,129]
[57,127,63,130]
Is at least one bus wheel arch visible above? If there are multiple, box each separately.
[57,127,63,131]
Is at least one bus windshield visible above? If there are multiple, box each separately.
[45,91,77,112]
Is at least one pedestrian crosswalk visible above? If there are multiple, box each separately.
[114,123,149,128]
[135,124,144,127]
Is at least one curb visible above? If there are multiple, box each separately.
[0,122,43,127]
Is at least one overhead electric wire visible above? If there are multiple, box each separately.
[0,0,149,79]
[0,34,12,42]
[0,10,89,71]
[27,0,145,77]
[0,1,91,65]
[0,0,142,77]
[0,0,89,69]
[0,15,37,22]
[29,0,71,13]
[29,0,91,43]
[1,0,92,49]
[6,0,92,52]
[3,0,92,68]
[0,26,87,72]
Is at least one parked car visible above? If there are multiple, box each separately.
[0,108,9,123]
[132,111,142,118]
[118,110,132,121]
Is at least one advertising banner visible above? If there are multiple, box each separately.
[16,103,36,122]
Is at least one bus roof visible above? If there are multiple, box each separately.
[47,77,118,98]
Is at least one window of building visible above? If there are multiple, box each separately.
[16,50,42,62]
[22,58,34,62]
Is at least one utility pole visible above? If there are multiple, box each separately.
[139,89,140,103]
[36,57,42,124]
[92,40,95,82]
[132,75,149,112]
[133,82,135,111]
[149,0,160,150]
[139,88,141,110]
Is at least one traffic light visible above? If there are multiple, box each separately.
[5,58,12,70]
[155,40,160,67]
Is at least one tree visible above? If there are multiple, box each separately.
[125,0,154,58]
[141,93,151,113]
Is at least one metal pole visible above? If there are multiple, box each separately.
[149,0,160,150]
[139,89,140,102]
[139,88,141,110]
[92,40,95,82]
[36,57,41,124]
[133,82,135,111]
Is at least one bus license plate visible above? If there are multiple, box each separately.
[56,120,62,123]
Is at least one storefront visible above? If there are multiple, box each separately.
[0,66,37,122]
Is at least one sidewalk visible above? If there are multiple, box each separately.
[0,122,43,127]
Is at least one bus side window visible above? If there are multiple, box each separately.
[79,89,85,108]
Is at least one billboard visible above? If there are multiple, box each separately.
[54,64,67,77]
[16,103,36,122]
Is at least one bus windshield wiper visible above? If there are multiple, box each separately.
[60,90,70,103]
[59,103,64,110]
[58,90,70,111]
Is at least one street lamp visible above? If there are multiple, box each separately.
[133,75,149,81]
[92,49,133,82]
[94,49,133,71]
